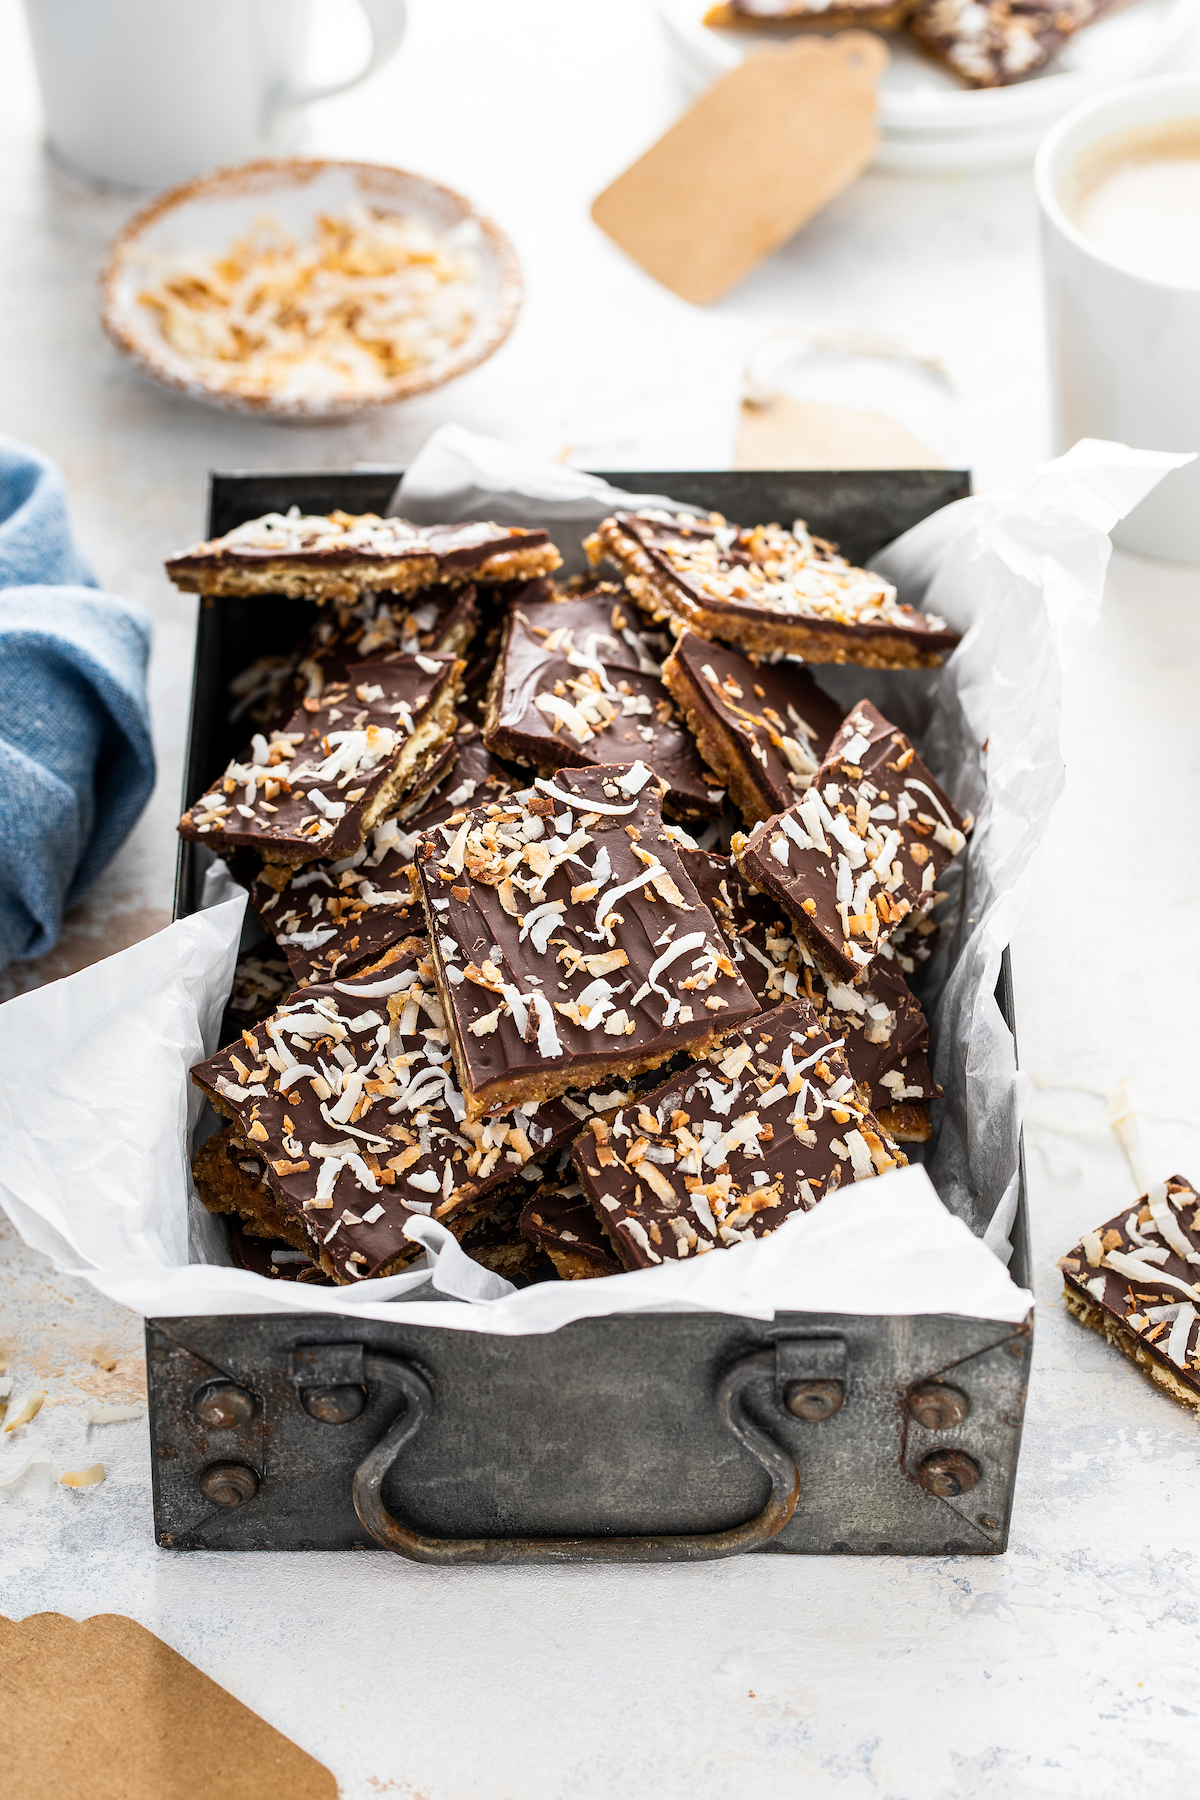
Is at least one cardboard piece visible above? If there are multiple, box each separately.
[591,33,888,305]
[735,395,946,469]
[0,1613,336,1800]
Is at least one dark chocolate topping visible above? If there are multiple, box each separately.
[168,514,552,576]
[664,631,844,822]
[519,1174,622,1275]
[571,995,905,1271]
[413,763,760,1112]
[191,945,607,1283]
[734,698,969,985]
[605,511,959,648]
[485,591,724,819]
[1061,1175,1200,1398]
[683,849,939,1113]
[179,653,460,863]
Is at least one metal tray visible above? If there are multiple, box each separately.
[155,465,1032,1564]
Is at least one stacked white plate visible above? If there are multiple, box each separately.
[658,0,1200,172]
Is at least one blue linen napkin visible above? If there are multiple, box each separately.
[0,437,155,969]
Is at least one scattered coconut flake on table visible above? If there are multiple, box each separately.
[85,1404,144,1425]
[130,204,481,403]
[4,1390,46,1432]
[60,1463,106,1489]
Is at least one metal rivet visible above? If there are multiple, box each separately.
[194,1381,256,1430]
[783,1379,844,1422]
[198,1462,259,1507]
[906,1381,970,1430]
[918,1449,982,1499]
[302,1384,366,1425]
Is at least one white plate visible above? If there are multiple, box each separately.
[100,159,523,421]
[658,0,1200,168]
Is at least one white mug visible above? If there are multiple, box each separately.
[23,0,407,191]
[1036,75,1200,563]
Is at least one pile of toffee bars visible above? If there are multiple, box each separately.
[173,501,972,1290]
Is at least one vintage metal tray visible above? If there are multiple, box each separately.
[155,466,1031,1564]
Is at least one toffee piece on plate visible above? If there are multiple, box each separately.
[662,629,844,826]
[483,588,725,820]
[685,849,939,1141]
[519,1172,622,1281]
[178,653,462,867]
[1060,1175,1200,1415]
[733,699,969,984]
[586,510,959,668]
[572,996,906,1271]
[909,0,1108,89]
[412,761,760,1123]
[190,946,596,1284]
[165,511,562,603]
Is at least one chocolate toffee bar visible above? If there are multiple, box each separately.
[483,588,725,820]
[413,762,760,1122]
[909,0,1108,89]
[457,1189,556,1286]
[250,729,519,985]
[166,511,561,603]
[572,996,905,1270]
[685,849,939,1141]
[191,946,596,1283]
[586,510,959,668]
[519,1168,622,1281]
[179,653,462,866]
[662,630,844,826]
[733,699,969,984]
[1060,1176,1200,1414]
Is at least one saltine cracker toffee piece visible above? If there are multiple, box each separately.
[733,699,970,985]
[909,0,1108,88]
[483,589,725,820]
[684,849,939,1141]
[284,583,481,704]
[165,510,561,603]
[190,947,593,1283]
[662,630,844,826]
[586,510,959,668]
[572,996,906,1271]
[519,1172,623,1281]
[1060,1176,1200,1415]
[179,653,462,866]
[412,762,760,1122]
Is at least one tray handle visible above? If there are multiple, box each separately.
[351,1348,799,1565]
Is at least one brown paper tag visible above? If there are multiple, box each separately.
[0,1613,336,1800]
[592,33,888,305]
[735,396,946,470]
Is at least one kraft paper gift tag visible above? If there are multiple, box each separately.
[592,33,888,305]
[0,1613,336,1800]
[735,395,947,469]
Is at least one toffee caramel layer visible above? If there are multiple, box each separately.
[166,512,561,602]
[573,995,905,1271]
[519,1171,622,1281]
[733,698,969,985]
[179,653,463,867]
[412,762,760,1123]
[662,630,844,827]
[483,589,725,820]
[1060,1174,1200,1414]
[586,511,959,669]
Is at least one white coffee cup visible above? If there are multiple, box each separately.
[23,0,407,191]
[1036,74,1200,563]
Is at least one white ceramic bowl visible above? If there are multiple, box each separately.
[658,0,1200,172]
[100,158,523,421]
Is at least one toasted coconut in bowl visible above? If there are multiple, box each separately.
[99,158,523,421]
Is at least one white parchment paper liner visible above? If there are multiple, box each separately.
[0,432,1184,1334]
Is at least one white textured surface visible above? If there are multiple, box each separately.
[1,2,1200,1795]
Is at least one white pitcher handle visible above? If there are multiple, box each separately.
[271,0,407,113]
